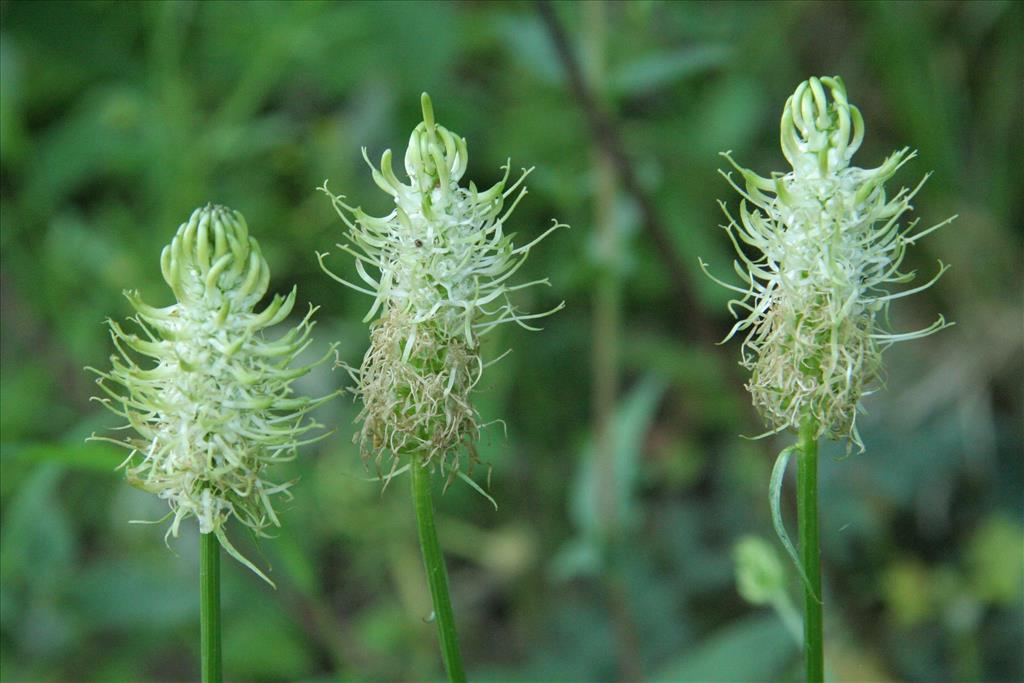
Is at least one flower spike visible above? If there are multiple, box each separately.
[707,77,954,449]
[320,93,566,482]
[89,204,336,583]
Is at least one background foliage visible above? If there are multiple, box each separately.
[1,1,1022,681]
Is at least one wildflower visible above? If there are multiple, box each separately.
[320,93,565,482]
[89,204,335,582]
[704,76,954,448]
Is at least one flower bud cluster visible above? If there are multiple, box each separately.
[90,205,333,579]
[320,94,564,479]
[706,77,952,447]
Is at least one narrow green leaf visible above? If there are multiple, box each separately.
[456,471,498,511]
[769,445,818,600]
[214,528,275,589]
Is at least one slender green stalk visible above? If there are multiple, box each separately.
[200,532,223,683]
[797,418,823,683]
[410,456,467,683]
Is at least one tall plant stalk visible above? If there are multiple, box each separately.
[320,91,563,683]
[706,75,952,682]
[411,456,466,683]
[90,205,333,683]
[200,533,223,683]
[584,0,619,537]
[796,418,823,682]
[582,5,644,681]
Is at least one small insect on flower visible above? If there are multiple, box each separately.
[88,204,337,584]
[703,76,955,450]
[320,93,566,486]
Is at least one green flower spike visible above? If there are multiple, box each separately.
[321,94,565,683]
[708,76,955,683]
[705,76,955,450]
[320,93,566,484]
[89,204,336,584]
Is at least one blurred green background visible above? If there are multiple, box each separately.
[2,1,1022,681]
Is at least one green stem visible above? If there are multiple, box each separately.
[200,532,223,683]
[410,457,467,683]
[797,418,823,683]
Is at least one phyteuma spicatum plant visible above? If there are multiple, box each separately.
[319,93,565,683]
[704,76,954,683]
[319,92,566,487]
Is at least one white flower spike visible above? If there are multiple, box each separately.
[89,204,336,584]
[320,93,566,482]
[706,76,955,449]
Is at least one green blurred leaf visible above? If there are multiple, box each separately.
[498,14,562,84]
[22,86,147,217]
[591,375,666,531]
[549,536,602,580]
[69,558,195,630]
[223,600,315,680]
[3,442,122,473]
[269,527,316,596]
[0,464,74,592]
[609,44,732,97]
[0,363,56,440]
[652,614,795,682]
[0,36,28,168]
[881,558,936,627]
[555,376,666,578]
[967,515,1024,606]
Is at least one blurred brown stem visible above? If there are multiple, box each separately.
[584,4,644,681]
[538,0,776,441]
[585,0,622,564]
[537,0,715,345]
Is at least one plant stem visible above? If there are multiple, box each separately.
[200,532,223,683]
[583,7,644,681]
[797,418,823,683]
[587,0,621,549]
[410,456,467,683]
[536,0,717,345]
